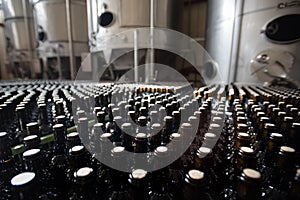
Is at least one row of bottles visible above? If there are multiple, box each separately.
[0,81,299,199]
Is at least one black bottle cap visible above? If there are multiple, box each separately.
[23,135,40,148]
[26,122,39,135]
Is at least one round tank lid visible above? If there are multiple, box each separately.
[238,132,250,138]
[26,122,38,127]
[209,123,221,129]
[213,117,223,121]
[101,133,112,138]
[204,133,216,139]
[136,133,147,138]
[53,124,64,129]
[23,149,40,157]
[240,146,254,153]
[113,146,125,153]
[71,145,84,152]
[181,123,192,129]
[188,169,204,180]
[0,132,7,137]
[156,146,168,153]
[24,135,38,141]
[152,123,161,129]
[280,146,295,153]
[164,116,173,121]
[67,132,79,138]
[132,169,147,179]
[270,133,283,138]
[243,168,261,179]
[77,167,93,177]
[199,147,211,154]
[11,172,36,186]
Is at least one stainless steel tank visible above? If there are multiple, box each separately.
[86,0,183,81]
[0,3,8,79]
[2,0,39,78]
[33,0,89,79]
[206,0,300,87]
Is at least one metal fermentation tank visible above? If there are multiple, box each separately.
[0,3,8,79]
[2,0,39,78]
[206,0,300,87]
[33,0,89,79]
[86,0,183,81]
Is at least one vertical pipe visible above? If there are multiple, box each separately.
[22,0,34,78]
[228,0,244,83]
[66,0,75,79]
[87,0,93,43]
[0,13,7,79]
[134,29,139,83]
[57,50,62,80]
[149,0,156,83]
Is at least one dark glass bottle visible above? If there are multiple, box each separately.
[161,116,173,145]
[201,132,218,151]
[168,133,183,170]
[15,106,27,140]
[172,111,181,133]
[236,168,263,200]
[235,146,257,174]
[149,146,173,200]
[68,145,90,174]
[121,123,134,152]
[261,123,277,150]
[23,135,41,150]
[112,116,123,143]
[134,133,148,153]
[128,169,149,200]
[194,147,215,184]
[287,123,300,167]
[288,169,300,199]
[183,169,213,200]
[68,167,98,200]
[235,132,252,149]
[0,132,18,198]
[26,122,40,136]
[38,103,52,135]
[22,149,43,174]
[108,146,130,200]
[78,117,89,147]
[66,132,81,150]
[49,124,69,197]
[270,146,296,192]
[263,133,283,168]
[149,123,162,152]
[10,172,40,200]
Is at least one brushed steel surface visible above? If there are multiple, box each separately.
[2,0,36,51]
[33,0,88,43]
[206,0,300,86]
[89,0,183,51]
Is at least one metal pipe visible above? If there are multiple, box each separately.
[149,0,156,83]
[22,0,34,78]
[228,0,244,83]
[66,0,75,79]
[134,29,138,83]
[57,48,62,79]
[87,0,93,43]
